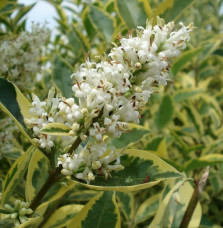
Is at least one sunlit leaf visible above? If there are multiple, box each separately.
[70,149,182,191]
[40,123,72,136]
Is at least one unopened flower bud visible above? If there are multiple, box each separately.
[80,133,88,141]
[4,204,14,212]
[19,208,27,216]
[4,214,11,219]
[71,123,80,131]
[88,172,95,181]
[19,215,28,223]
[11,212,18,219]
[92,161,101,169]
[26,208,33,214]
[61,169,73,176]
[14,220,20,227]
[135,62,142,69]
[104,118,111,125]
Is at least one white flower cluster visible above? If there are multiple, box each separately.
[0,116,18,159]
[3,200,33,226]
[25,88,71,151]
[0,23,50,88]
[26,18,192,183]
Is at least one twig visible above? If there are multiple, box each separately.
[29,110,103,211]
[179,166,210,228]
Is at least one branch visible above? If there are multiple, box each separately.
[179,166,210,228]
[29,110,103,211]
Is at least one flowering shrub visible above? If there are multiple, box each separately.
[0,0,222,227]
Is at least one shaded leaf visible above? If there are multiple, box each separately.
[185,154,223,172]
[12,4,35,26]
[153,0,197,22]
[173,89,202,103]
[114,0,147,29]
[149,181,202,228]
[52,55,73,98]
[116,192,134,221]
[0,0,8,10]
[43,204,84,228]
[26,149,50,203]
[89,5,114,42]
[135,194,159,225]
[17,217,42,228]
[0,78,34,144]
[155,95,174,130]
[171,47,204,75]
[1,146,35,204]
[67,191,121,228]
[109,123,150,149]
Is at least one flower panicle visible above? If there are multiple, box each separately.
[25,18,193,183]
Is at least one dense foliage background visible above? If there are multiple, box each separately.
[0,0,223,227]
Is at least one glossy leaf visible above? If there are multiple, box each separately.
[0,78,33,143]
[70,149,182,191]
[155,95,174,130]
[1,146,35,204]
[26,149,50,203]
[43,204,84,228]
[40,123,72,136]
[67,191,121,228]
[114,0,147,29]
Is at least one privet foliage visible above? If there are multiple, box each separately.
[0,0,223,227]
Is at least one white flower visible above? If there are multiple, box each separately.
[0,23,50,88]
[26,17,192,183]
